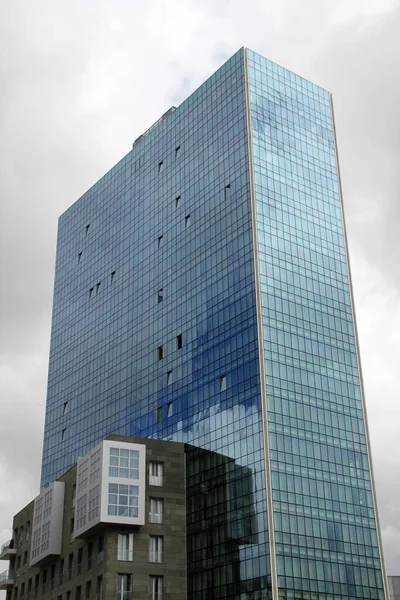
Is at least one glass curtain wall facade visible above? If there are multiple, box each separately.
[246,50,387,599]
[41,47,387,600]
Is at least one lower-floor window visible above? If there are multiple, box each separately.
[149,576,163,600]
[117,574,132,600]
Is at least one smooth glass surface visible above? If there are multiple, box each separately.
[41,49,271,599]
[248,49,385,600]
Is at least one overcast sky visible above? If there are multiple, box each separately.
[0,0,399,577]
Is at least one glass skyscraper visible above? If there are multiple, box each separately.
[41,48,388,599]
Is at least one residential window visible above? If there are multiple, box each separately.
[96,576,103,598]
[167,402,172,418]
[16,556,21,570]
[88,486,100,522]
[158,235,163,248]
[85,580,91,600]
[158,161,163,173]
[96,576,103,599]
[76,494,87,530]
[50,564,55,589]
[87,542,93,570]
[157,346,163,360]
[157,288,163,304]
[76,585,82,600]
[149,462,163,486]
[31,529,40,560]
[108,483,139,518]
[68,553,73,579]
[97,536,104,564]
[220,375,227,392]
[27,579,32,598]
[109,447,139,479]
[66,592,71,600]
[175,195,181,208]
[21,583,25,599]
[167,370,172,385]
[40,521,50,554]
[224,183,231,201]
[78,458,89,492]
[149,576,163,600]
[77,548,83,574]
[34,574,39,598]
[90,448,102,484]
[149,536,163,563]
[116,575,131,600]
[149,498,164,524]
[176,334,182,350]
[23,550,28,565]
[117,533,133,561]
[42,569,47,594]
[185,214,190,228]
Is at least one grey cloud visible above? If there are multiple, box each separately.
[0,0,399,576]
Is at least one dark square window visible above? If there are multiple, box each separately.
[176,334,182,350]
[157,346,163,360]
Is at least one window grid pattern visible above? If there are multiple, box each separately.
[109,447,139,479]
[248,49,385,600]
[40,522,50,554]
[42,48,273,598]
[108,484,139,518]
[89,449,101,484]
[42,490,52,520]
[77,459,89,493]
[88,486,100,522]
[76,494,87,530]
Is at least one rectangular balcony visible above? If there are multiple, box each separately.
[0,540,16,560]
[0,569,14,589]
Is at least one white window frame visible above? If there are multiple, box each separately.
[149,536,163,563]
[117,533,133,561]
[149,498,164,524]
[149,462,163,487]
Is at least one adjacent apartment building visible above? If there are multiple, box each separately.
[388,577,400,600]
[5,48,389,599]
[0,436,255,600]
